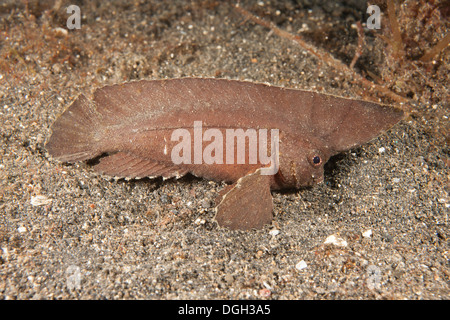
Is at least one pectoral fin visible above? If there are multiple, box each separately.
[215,169,273,230]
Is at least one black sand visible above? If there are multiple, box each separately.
[0,0,448,299]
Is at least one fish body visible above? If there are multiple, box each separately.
[46,78,404,230]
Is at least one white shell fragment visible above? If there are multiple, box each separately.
[17,226,27,233]
[324,234,348,247]
[30,195,53,206]
[362,229,373,238]
[269,229,280,236]
[295,260,308,271]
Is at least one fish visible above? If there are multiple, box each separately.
[45,78,404,230]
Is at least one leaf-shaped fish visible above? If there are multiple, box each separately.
[46,78,404,230]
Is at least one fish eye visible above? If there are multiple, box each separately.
[313,155,321,164]
[309,153,323,167]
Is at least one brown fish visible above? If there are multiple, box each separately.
[46,78,404,230]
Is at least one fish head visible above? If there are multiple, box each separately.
[276,134,332,189]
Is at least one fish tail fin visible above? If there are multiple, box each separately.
[45,94,102,162]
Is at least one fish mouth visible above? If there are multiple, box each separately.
[311,173,324,185]
[295,173,323,188]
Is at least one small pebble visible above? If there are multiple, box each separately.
[269,229,280,236]
[18,226,27,233]
[324,234,348,247]
[54,27,68,36]
[295,260,307,271]
[194,218,205,225]
[362,229,372,238]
